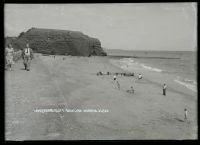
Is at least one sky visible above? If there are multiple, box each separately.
[4,3,197,51]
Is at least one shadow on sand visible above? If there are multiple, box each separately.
[174,118,185,122]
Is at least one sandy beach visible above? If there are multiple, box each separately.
[5,54,197,140]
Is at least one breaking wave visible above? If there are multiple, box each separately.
[140,64,163,72]
[118,58,163,73]
[174,76,197,92]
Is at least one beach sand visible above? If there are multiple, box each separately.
[5,54,197,140]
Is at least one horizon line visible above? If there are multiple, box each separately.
[106,49,197,52]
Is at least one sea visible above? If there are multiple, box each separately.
[106,49,197,92]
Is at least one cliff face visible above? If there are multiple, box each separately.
[5,28,107,56]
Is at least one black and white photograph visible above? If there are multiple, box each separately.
[4,3,197,140]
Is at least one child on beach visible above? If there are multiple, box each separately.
[138,74,142,79]
[126,86,134,94]
[163,83,167,96]
[184,108,188,121]
[116,81,120,90]
[112,75,120,90]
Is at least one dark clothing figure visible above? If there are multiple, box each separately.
[22,46,34,71]
[163,89,166,96]
[163,84,167,96]
[97,71,103,76]
[23,56,31,71]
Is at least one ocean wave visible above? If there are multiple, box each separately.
[183,78,197,85]
[140,64,163,72]
[120,58,134,64]
[118,58,163,73]
[174,79,197,92]
[176,76,197,85]
[119,58,140,71]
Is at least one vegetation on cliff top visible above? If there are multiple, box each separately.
[5,27,107,56]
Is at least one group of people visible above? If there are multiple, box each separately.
[162,84,188,121]
[96,71,135,77]
[113,73,142,93]
[5,43,34,71]
[6,45,188,122]
[112,74,188,121]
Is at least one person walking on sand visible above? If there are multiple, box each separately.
[5,44,15,71]
[113,75,119,89]
[163,83,167,96]
[113,75,117,85]
[116,81,120,90]
[184,108,188,121]
[22,43,34,71]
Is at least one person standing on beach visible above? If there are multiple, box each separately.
[113,75,117,81]
[22,43,34,71]
[184,108,188,121]
[163,83,167,96]
[113,75,120,89]
[5,44,15,71]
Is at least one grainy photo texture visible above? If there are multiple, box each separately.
[5,3,197,140]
